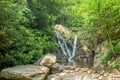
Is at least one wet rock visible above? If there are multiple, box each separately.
[1,65,49,80]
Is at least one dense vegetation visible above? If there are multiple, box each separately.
[0,0,120,71]
[0,0,59,70]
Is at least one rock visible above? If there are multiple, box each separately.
[83,68,89,72]
[1,65,49,80]
[100,70,105,75]
[50,63,64,74]
[35,53,56,68]
[94,42,108,67]
[83,75,93,80]
[87,70,92,74]
[54,24,70,38]
[47,74,63,80]
[64,65,76,70]
[98,76,103,80]
[48,72,95,80]
[40,53,56,68]
[103,73,108,77]
[48,68,120,80]
[111,69,120,74]
[94,74,100,78]
[34,56,44,66]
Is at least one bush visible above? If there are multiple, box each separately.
[114,58,120,70]
[0,26,58,70]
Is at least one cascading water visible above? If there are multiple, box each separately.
[54,30,78,65]
[68,35,78,65]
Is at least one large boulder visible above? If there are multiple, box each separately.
[34,53,56,68]
[1,65,49,80]
[54,24,70,38]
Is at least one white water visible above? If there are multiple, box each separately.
[54,30,77,65]
[68,35,78,65]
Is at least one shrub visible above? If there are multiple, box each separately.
[0,26,58,70]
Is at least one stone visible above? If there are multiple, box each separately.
[87,70,92,74]
[40,53,56,68]
[103,73,108,77]
[54,24,70,38]
[47,74,63,80]
[94,74,100,78]
[94,42,108,67]
[1,65,49,80]
[34,53,56,68]
[100,70,105,75]
[48,72,95,80]
[111,69,120,74]
[48,68,120,80]
[50,63,64,74]
[75,67,80,72]
[94,79,99,80]
[98,76,103,80]
[83,68,89,72]
[83,75,93,80]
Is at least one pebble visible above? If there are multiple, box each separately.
[94,79,99,80]
[103,73,108,77]
[59,72,67,76]
[57,66,120,80]
[83,68,89,72]
[100,70,105,75]
[69,70,74,72]
[94,74,100,78]
[75,68,80,72]
[98,76,103,80]
[87,70,92,74]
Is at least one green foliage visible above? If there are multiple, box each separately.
[102,51,112,63]
[0,26,58,69]
[0,26,58,68]
[0,0,58,70]
[60,0,120,66]
[114,58,120,70]
[26,0,61,28]
[113,40,120,55]
[57,0,84,27]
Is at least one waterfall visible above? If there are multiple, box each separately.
[68,35,78,65]
[54,30,77,65]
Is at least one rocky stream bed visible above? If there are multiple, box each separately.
[1,53,120,80]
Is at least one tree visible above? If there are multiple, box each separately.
[0,0,58,70]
